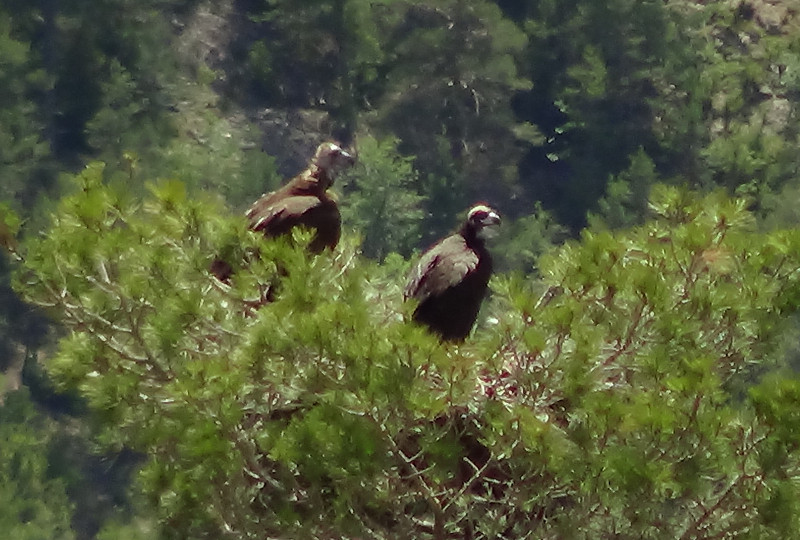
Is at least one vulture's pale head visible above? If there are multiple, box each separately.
[466,204,501,241]
[312,142,355,186]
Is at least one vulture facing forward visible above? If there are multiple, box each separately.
[404,204,501,341]
[211,142,354,281]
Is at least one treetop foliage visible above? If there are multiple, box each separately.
[14,165,800,538]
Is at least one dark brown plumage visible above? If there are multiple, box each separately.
[246,141,354,252]
[404,204,501,341]
[211,142,354,281]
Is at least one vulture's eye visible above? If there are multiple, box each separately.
[468,205,500,226]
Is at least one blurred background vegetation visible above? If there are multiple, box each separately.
[4,0,800,537]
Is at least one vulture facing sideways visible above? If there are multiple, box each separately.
[404,204,501,341]
[246,141,355,251]
[211,142,354,281]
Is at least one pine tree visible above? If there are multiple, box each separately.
[16,165,800,538]
[339,135,425,261]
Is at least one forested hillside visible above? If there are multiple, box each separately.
[4,0,800,538]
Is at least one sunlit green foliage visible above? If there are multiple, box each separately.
[491,186,800,536]
[17,166,800,538]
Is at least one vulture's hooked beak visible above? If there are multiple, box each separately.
[340,148,355,166]
[483,210,501,227]
[330,148,356,187]
[479,210,501,240]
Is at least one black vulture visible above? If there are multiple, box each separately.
[246,141,354,252]
[404,204,501,341]
[211,142,354,281]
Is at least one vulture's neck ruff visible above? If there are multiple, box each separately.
[306,142,354,192]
